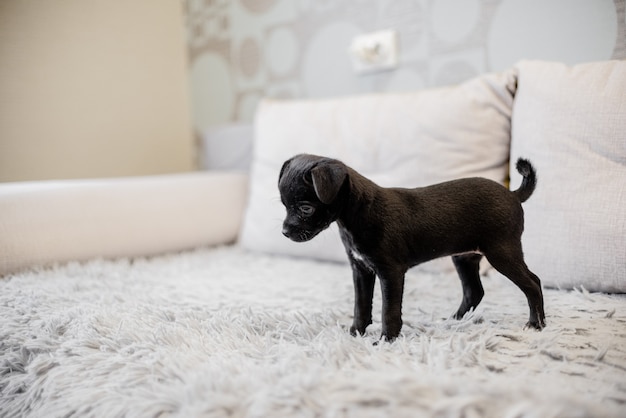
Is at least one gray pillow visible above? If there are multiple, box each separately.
[510,60,626,293]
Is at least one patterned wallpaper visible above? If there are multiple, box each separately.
[186,0,626,136]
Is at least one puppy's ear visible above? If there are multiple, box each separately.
[310,162,347,204]
[302,170,313,186]
[278,158,291,185]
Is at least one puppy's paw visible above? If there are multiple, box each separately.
[524,319,546,331]
[350,319,371,337]
[349,324,365,337]
[379,331,399,343]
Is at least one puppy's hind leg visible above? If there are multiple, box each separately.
[452,253,484,320]
[484,242,545,330]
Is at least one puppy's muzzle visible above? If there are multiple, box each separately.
[282,223,314,242]
[281,226,292,238]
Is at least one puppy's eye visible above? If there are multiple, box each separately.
[298,204,315,217]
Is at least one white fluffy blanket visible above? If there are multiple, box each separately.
[1,246,625,417]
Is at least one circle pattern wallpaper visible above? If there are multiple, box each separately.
[187,0,626,133]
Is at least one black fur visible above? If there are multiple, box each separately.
[279,154,545,341]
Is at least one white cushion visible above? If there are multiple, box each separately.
[201,124,253,171]
[510,60,626,292]
[0,172,248,276]
[240,70,517,264]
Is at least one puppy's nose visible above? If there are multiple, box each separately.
[282,226,289,237]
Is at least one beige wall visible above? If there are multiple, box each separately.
[0,0,194,182]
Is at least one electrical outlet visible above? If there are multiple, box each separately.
[349,29,398,75]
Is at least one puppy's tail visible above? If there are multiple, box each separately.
[512,158,537,203]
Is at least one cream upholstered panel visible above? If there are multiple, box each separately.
[240,70,516,264]
[510,60,626,293]
[0,172,248,276]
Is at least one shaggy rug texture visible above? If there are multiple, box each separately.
[1,246,625,418]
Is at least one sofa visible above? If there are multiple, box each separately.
[1,60,625,417]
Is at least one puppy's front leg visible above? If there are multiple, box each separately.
[349,260,376,336]
[378,268,405,342]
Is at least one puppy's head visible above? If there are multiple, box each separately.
[278,154,348,242]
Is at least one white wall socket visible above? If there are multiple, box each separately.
[349,29,398,75]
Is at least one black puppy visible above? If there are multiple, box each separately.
[279,154,545,341]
